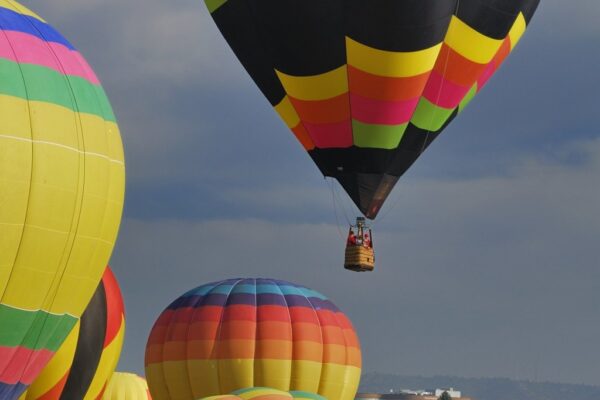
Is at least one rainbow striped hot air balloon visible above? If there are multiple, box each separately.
[200,387,327,400]
[145,278,361,400]
[21,266,126,400]
[0,1,125,398]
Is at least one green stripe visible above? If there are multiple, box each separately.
[290,391,326,399]
[352,120,407,149]
[0,58,115,122]
[410,97,455,132]
[0,304,78,351]
[205,0,228,13]
[458,83,478,114]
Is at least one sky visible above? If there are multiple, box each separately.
[20,0,600,387]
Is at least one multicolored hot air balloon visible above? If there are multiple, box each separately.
[20,266,126,400]
[145,278,361,400]
[204,0,539,218]
[102,372,152,400]
[0,1,125,398]
[200,387,326,400]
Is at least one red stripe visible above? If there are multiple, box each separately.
[0,346,54,385]
[102,267,125,347]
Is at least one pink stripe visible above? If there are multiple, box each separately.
[303,120,353,148]
[350,93,419,125]
[0,30,100,84]
[0,346,54,385]
[423,70,472,109]
[477,62,496,92]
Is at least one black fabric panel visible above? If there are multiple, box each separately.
[345,0,456,52]
[60,283,107,399]
[520,0,541,23]
[334,173,399,219]
[247,0,346,75]
[309,147,394,176]
[456,0,521,39]
[212,1,285,105]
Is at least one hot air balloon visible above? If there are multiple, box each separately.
[0,1,125,397]
[200,387,326,400]
[203,0,540,270]
[145,278,361,400]
[20,266,126,400]
[102,372,152,400]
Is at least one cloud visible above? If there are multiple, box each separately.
[111,138,600,384]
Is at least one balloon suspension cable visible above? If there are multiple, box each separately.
[332,178,353,226]
[329,178,347,241]
[374,0,462,228]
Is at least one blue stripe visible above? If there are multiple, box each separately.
[0,6,75,50]
[0,381,27,400]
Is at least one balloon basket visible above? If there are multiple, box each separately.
[344,245,375,272]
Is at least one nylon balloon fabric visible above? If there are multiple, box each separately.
[204,0,539,218]
[102,372,152,400]
[199,387,327,400]
[145,278,361,400]
[20,266,126,400]
[0,1,125,398]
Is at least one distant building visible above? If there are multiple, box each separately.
[435,388,461,398]
[356,388,472,400]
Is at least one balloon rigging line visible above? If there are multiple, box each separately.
[329,179,347,241]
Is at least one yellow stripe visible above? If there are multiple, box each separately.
[0,0,47,22]
[318,364,361,400]
[445,16,503,64]
[274,96,300,128]
[26,321,80,399]
[346,37,442,77]
[276,66,347,101]
[508,13,527,50]
[0,94,124,313]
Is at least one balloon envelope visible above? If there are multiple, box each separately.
[0,1,125,397]
[145,278,361,400]
[204,0,539,218]
[102,372,152,400]
[200,387,327,400]
[22,266,126,400]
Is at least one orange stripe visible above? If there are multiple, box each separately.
[187,339,217,359]
[291,123,315,150]
[291,322,323,342]
[256,321,293,341]
[288,93,350,124]
[187,321,220,340]
[220,320,257,340]
[433,44,487,87]
[216,339,256,358]
[293,341,323,363]
[144,344,164,363]
[348,65,430,101]
[255,339,293,359]
[493,37,512,68]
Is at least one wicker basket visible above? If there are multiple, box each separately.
[344,245,375,272]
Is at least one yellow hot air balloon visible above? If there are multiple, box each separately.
[103,373,152,400]
[0,1,125,397]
